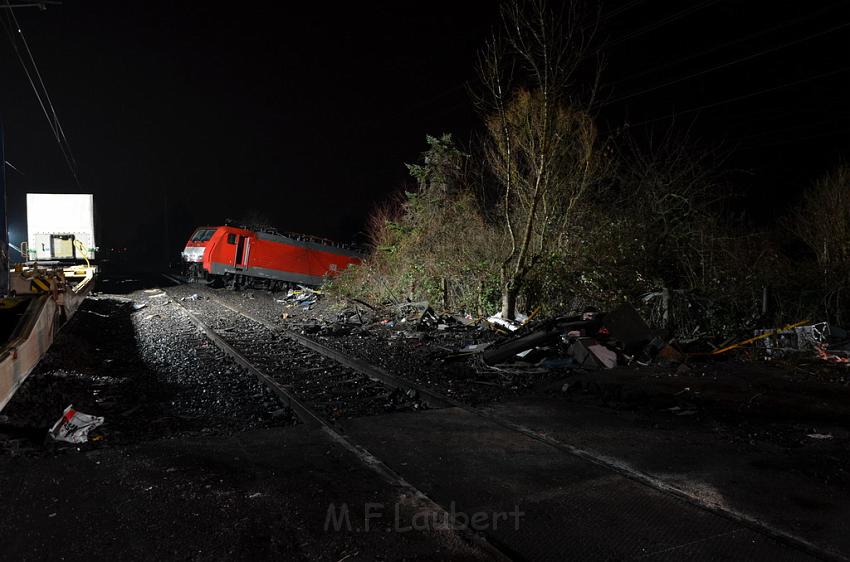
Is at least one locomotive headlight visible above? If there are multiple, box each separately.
[181,246,205,263]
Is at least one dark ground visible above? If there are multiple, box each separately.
[200,280,850,557]
[0,276,485,560]
[1,273,849,560]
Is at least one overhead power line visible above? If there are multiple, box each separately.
[1,1,80,186]
[605,20,850,106]
[603,0,723,49]
[735,115,850,143]
[599,0,646,22]
[623,67,850,129]
[0,2,61,8]
[7,3,76,171]
[737,129,850,151]
[609,1,845,87]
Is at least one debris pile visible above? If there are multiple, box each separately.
[294,294,475,340]
[754,321,850,363]
[296,295,661,374]
[478,304,664,371]
[277,286,320,312]
[284,287,850,381]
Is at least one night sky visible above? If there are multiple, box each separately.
[1,1,847,265]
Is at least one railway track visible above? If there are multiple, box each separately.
[161,276,843,562]
[172,297,425,423]
[162,282,512,560]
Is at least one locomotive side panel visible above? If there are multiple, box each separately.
[183,225,362,287]
[247,237,323,285]
[246,232,361,285]
[204,227,252,275]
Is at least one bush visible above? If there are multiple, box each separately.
[326,136,504,315]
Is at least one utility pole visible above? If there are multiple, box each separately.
[0,122,7,295]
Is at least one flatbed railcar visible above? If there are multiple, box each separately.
[181,225,361,289]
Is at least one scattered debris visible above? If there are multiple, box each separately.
[569,338,617,369]
[486,311,528,332]
[807,433,834,440]
[714,320,811,355]
[755,321,828,356]
[599,303,653,354]
[277,286,321,308]
[816,344,850,364]
[480,304,641,369]
[81,309,111,318]
[49,405,105,444]
[275,282,849,386]
[460,342,492,353]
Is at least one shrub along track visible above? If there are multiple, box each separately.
[163,278,844,562]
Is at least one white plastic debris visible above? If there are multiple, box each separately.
[132,302,147,311]
[81,309,111,318]
[49,405,105,444]
[181,293,201,301]
[807,433,834,440]
[487,311,528,331]
[460,342,492,353]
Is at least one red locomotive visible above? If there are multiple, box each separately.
[181,224,362,289]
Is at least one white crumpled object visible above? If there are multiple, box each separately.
[487,311,528,331]
[49,405,104,444]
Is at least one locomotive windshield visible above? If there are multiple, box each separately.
[190,228,216,242]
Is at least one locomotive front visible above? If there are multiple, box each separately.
[181,226,217,278]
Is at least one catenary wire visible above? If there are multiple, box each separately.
[621,67,850,130]
[7,2,78,176]
[609,2,845,87]
[1,3,80,185]
[604,20,850,106]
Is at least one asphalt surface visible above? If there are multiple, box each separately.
[343,407,818,561]
[0,273,848,560]
[0,425,484,561]
[486,396,850,557]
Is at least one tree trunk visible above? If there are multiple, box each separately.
[441,277,448,310]
[661,286,671,332]
[501,284,517,321]
[761,285,770,323]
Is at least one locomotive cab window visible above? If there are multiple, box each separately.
[191,229,215,242]
[227,233,237,244]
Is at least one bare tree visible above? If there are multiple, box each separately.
[476,0,604,320]
[792,163,850,323]
[609,125,730,331]
[615,126,726,285]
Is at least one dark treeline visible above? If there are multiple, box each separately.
[329,0,849,338]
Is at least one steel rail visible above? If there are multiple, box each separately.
[199,289,844,562]
[165,288,512,561]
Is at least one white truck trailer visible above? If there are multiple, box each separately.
[25,193,96,261]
